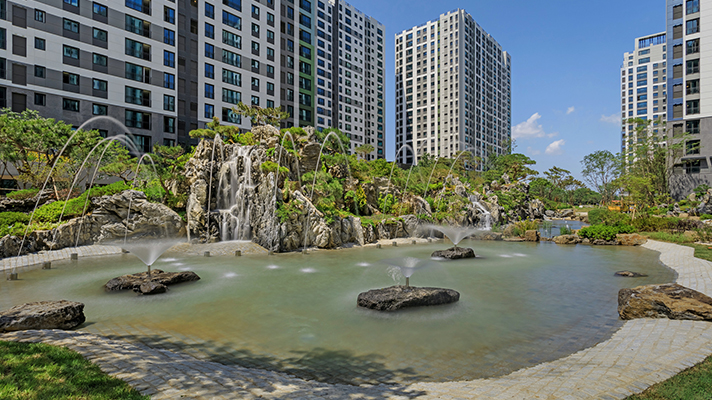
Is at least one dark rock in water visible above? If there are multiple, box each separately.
[104,269,200,292]
[357,286,460,311]
[0,300,85,332]
[135,281,168,295]
[615,271,648,278]
[431,246,476,259]
[618,283,712,321]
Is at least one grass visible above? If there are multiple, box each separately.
[0,341,148,400]
[640,231,697,244]
[626,354,712,399]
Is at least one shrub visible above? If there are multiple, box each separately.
[378,193,396,215]
[667,218,705,234]
[559,225,572,235]
[6,188,40,200]
[276,200,303,223]
[588,208,632,227]
[701,214,712,220]
[578,225,622,241]
[236,132,257,146]
[0,212,30,227]
[512,220,538,237]
[632,216,669,232]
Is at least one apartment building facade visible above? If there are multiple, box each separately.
[667,0,711,198]
[620,32,667,165]
[0,0,384,158]
[394,9,511,167]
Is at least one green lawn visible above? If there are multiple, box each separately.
[0,341,148,400]
[626,354,712,399]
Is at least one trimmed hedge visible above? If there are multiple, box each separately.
[578,224,635,241]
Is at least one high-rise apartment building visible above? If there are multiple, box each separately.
[0,0,384,158]
[667,0,710,198]
[394,9,511,166]
[620,32,667,164]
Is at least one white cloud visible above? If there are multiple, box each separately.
[567,106,575,115]
[545,140,566,155]
[526,146,541,156]
[600,114,620,124]
[513,113,546,139]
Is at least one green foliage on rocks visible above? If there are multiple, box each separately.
[5,188,40,200]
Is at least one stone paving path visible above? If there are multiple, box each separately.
[1,245,123,273]
[3,240,712,399]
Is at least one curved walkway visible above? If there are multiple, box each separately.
[3,240,712,399]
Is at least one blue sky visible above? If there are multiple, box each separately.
[354,0,666,179]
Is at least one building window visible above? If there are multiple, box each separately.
[252,23,259,35]
[205,2,214,18]
[92,53,107,66]
[126,110,151,130]
[164,6,175,23]
[205,83,214,98]
[163,50,175,67]
[205,43,214,58]
[687,79,700,95]
[64,0,78,7]
[687,99,700,115]
[163,139,175,147]
[686,39,700,55]
[34,93,45,106]
[125,86,150,106]
[93,78,107,91]
[205,104,214,118]
[687,0,700,14]
[35,10,45,22]
[222,68,241,85]
[93,2,108,16]
[687,140,701,155]
[205,23,214,38]
[164,28,175,45]
[223,0,241,12]
[205,63,214,79]
[251,95,259,106]
[63,72,79,85]
[125,38,150,60]
[687,19,699,34]
[164,117,175,133]
[222,107,241,123]
[222,49,241,67]
[222,88,241,104]
[163,94,175,111]
[687,120,701,134]
[63,45,79,59]
[164,73,175,89]
[222,30,241,48]
[687,59,700,74]
[685,160,701,174]
[223,11,241,30]
[63,18,79,33]
[92,104,108,115]
[62,98,80,111]
[34,38,45,50]
[93,28,108,41]
[34,65,45,78]
[300,45,311,59]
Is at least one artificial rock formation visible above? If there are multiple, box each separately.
[357,286,460,311]
[524,230,540,242]
[0,300,85,332]
[618,283,712,321]
[553,235,583,245]
[431,246,476,259]
[104,269,200,294]
[617,234,648,246]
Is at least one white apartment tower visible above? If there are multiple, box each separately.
[620,32,667,164]
[0,0,384,158]
[394,9,511,166]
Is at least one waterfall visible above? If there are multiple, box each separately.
[215,147,254,241]
[471,198,492,230]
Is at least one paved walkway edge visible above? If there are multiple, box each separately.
[2,240,712,399]
[1,245,123,273]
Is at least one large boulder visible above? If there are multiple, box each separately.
[472,231,504,241]
[553,234,582,245]
[0,300,85,332]
[617,233,647,246]
[618,283,712,321]
[524,230,540,242]
[431,246,476,259]
[104,269,200,292]
[357,286,460,311]
[615,271,648,278]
